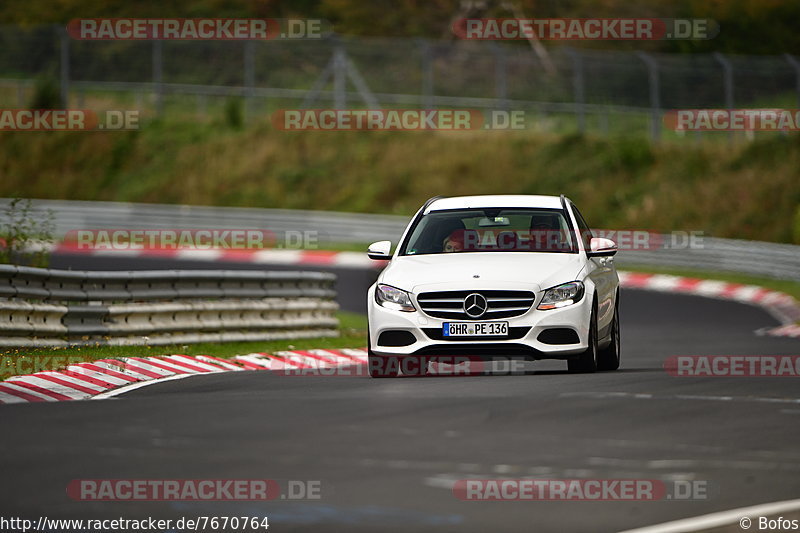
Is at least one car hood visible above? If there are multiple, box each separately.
[379,252,585,294]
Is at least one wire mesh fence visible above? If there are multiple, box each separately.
[1,25,799,141]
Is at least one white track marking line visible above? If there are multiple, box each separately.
[560,391,800,404]
[92,373,197,400]
[618,498,800,533]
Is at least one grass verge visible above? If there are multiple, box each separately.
[0,311,367,380]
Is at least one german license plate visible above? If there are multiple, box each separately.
[443,321,509,337]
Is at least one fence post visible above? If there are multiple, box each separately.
[713,52,734,144]
[491,43,508,111]
[419,39,434,110]
[565,48,585,135]
[59,27,70,107]
[244,40,255,122]
[785,54,800,109]
[152,39,163,117]
[599,108,609,136]
[196,94,207,119]
[333,37,346,109]
[637,52,661,142]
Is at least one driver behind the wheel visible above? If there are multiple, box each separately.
[529,213,567,251]
[443,229,466,252]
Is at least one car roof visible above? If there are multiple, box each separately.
[424,195,566,214]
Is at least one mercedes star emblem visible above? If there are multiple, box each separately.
[464,293,488,318]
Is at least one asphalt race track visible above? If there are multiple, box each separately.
[1,286,799,533]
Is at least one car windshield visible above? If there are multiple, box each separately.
[400,208,577,255]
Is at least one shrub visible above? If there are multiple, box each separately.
[0,198,56,267]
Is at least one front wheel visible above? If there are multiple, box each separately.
[597,295,620,371]
[568,303,598,374]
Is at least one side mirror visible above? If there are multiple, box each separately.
[587,237,617,257]
[367,240,392,260]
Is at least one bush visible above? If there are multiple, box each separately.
[0,198,55,267]
[28,78,62,109]
[794,205,800,245]
[224,98,243,130]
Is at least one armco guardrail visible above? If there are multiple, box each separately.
[615,237,800,282]
[0,198,409,246]
[2,199,798,281]
[0,265,338,347]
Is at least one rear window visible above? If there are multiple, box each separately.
[400,208,577,255]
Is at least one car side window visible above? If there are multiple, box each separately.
[571,204,593,250]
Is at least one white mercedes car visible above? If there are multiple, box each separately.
[366,195,620,377]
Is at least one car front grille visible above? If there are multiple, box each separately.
[416,290,536,320]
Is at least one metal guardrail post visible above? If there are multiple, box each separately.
[333,37,347,109]
[565,48,586,135]
[637,52,661,143]
[713,52,734,144]
[244,40,255,122]
[785,54,800,110]
[59,27,70,107]
[419,39,434,110]
[152,39,164,117]
[491,43,508,112]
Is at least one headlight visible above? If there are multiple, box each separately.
[375,284,416,312]
[537,281,585,310]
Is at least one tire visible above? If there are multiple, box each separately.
[402,356,429,377]
[367,333,400,378]
[568,301,598,374]
[597,295,621,371]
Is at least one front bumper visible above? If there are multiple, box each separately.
[368,286,592,360]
